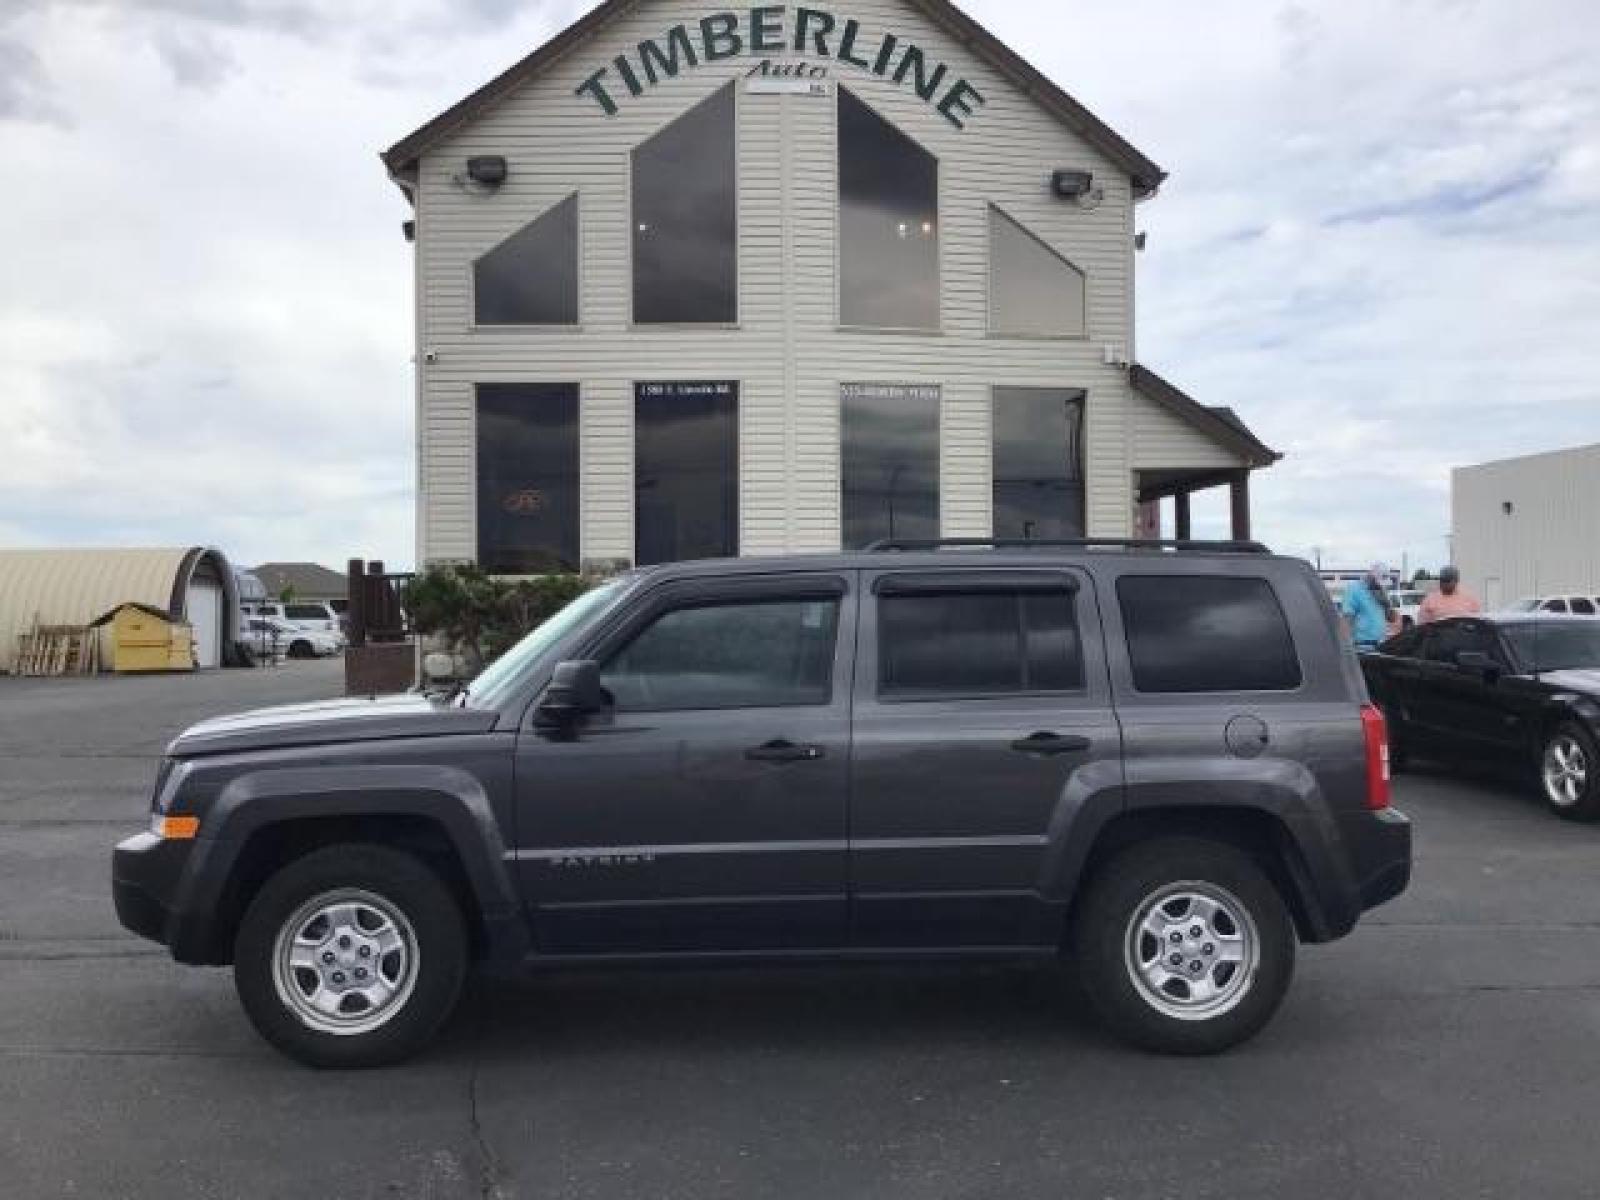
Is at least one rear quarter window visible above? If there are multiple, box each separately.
[1117,575,1302,693]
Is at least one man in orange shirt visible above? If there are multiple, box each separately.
[1419,566,1482,623]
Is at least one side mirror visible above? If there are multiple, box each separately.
[1455,650,1497,679]
[534,660,606,729]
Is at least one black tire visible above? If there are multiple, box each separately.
[234,843,468,1068]
[1538,722,1600,822]
[288,640,313,659]
[1070,837,1296,1055]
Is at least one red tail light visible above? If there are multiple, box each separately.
[1360,704,1391,811]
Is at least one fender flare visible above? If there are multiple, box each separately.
[169,764,523,964]
[1040,756,1360,941]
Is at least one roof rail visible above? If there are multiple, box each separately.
[862,537,1272,554]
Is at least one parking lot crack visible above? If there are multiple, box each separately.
[466,1007,509,1200]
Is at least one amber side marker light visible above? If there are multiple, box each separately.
[152,814,200,840]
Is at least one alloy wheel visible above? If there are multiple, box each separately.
[1124,881,1260,1021]
[1543,734,1590,809]
[270,888,419,1036]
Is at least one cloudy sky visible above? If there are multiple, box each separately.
[3,0,1597,573]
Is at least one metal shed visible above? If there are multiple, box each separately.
[0,547,241,674]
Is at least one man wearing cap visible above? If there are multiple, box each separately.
[1341,562,1396,651]
[1419,565,1481,623]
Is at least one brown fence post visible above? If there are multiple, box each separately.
[346,557,367,648]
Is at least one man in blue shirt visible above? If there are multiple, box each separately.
[1342,563,1394,650]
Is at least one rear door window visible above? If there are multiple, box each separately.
[1569,597,1595,615]
[878,585,1083,697]
[1117,575,1301,693]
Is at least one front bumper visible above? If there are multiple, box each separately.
[112,831,194,950]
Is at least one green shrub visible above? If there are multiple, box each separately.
[403,564,595,673]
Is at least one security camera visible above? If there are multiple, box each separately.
[423,350,438,364]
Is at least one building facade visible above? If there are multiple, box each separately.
[383,0,1278,572]
[1453,442,1600,609]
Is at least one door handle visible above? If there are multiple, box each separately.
[1009,731,1092,756]
[745,739,825,763]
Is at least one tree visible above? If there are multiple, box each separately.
[403,564,594,673]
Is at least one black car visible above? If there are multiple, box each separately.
[1362,615,1600,819]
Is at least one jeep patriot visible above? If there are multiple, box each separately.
[113,539,1412,1067]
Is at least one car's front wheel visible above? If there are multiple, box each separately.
[1071,837,1295,1054]
[1540,722,1600,822]
[234,844,467,1068]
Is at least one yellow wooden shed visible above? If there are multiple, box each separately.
[89,603,195,673]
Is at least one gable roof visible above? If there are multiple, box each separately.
[1129,364,1281,468]
[381,0,1165,197]
[252,562,348,600]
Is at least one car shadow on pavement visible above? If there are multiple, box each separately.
[443,963,1103,1061]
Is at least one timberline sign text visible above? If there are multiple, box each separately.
[575,6,986,128]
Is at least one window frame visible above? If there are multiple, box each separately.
[473,380,584,575]
[834,85,943,334]
[985,203,1088,341]
[989,384,1088,542]
[581,574,852,715]
[627,81,741,329]
[1115,573,1305,697]
[871,571,1088,703]
[838,381,943,551]
[632,379,742,566]
[467,192,583,331]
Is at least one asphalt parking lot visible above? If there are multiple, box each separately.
[3,664,1599,1199]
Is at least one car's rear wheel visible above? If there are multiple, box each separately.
[1071,837,1295,1054]
[234,844,467,1068]
[287,639,313,659]
[1540,723,1600,822]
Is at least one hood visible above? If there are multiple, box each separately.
[1540,668,1600,695]
[168,691,499,758]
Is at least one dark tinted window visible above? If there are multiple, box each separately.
[838,87,938,329]
[880,588,1082,696]
[1502,621,1600,672]
[841,383,939,549]
[602,598,839,710]
[284,605,327,620]
[476,383,579,573]
[1118,576,1301,693]
[1543,598,1570,613]
[636,381,738,565]
[474,193,578,325]
[1570,597,1595,615]
[1423,621,1495,664]
[992,387,1085,541]
[633,84,736,323]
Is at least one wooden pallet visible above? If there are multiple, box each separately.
[14,626,96,677]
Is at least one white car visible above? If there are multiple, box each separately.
[242,616,341,659]
[243,601,345,639]
[1505,595,1600,617]
[1388,589,1425,630]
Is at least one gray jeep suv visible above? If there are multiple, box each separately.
[113,540,1410,1067]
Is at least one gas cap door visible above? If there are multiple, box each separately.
[1225,714,1270,759]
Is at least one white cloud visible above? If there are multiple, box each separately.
[1,0,1598,574]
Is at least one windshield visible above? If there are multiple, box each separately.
[1501,622,1600,673]
[463,579,626,710]
[1504,597,1540,612]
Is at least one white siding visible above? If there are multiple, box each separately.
[1128,387,1245,471]
[1453,443,1600,609]
[411,0,1159,564]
